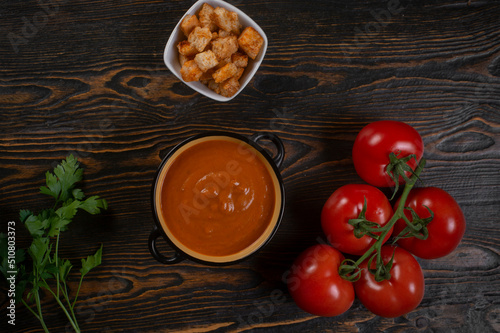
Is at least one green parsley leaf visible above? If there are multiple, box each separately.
[59,259,73,282]
[40,171,61,200]
[57,199,82,221]
[80,244,103,277]
[24,214,49,238]
[43,262,58,279]
[47,217,71,237]
[4,155,108,332]
[28,237,51,268]
[80,196,108,215]
[39,154,84,203]
[72,188,85,200]
[55,154,83,202]
[20,209,33,223]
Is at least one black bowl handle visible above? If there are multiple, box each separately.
[250,132,285,168]
[148,227,184,264]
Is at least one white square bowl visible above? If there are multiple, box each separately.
[164,0,268,102]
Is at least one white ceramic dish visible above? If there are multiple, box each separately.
[164,0,268,102]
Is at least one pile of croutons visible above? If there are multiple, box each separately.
[177,3,264,98]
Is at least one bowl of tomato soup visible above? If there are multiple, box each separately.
[149,131,285,265]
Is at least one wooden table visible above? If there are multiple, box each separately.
[1,0,499,332]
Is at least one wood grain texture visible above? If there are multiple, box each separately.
[1,0,499,332]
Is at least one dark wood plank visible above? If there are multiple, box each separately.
[1,0,499,332]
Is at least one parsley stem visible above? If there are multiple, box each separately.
[34,291,50,333]
[22,298,49,333]
[21,298,40,320]
[72,274,85,310]
[11,155,107,332]
[44,283,81,333]
[61,280,80,331]
[55,233,60,299]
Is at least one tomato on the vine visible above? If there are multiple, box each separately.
[287,244,354,317]
[352,120,424,188]
[321,184,393,255]
[393,187,466,259]
[354,245,425,318]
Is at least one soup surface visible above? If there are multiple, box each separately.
[158,137,278,259]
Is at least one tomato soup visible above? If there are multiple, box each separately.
[154,136,282,263]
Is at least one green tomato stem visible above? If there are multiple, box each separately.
[340,158,426,280]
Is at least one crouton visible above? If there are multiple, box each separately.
[207,79,221,94]
[219,76,240,97]
[180,60,203,82]
[212,62,239,83]
[231,52,248,68]
[188,26,212,52]
[177,40,198,57]
[178,53,193,66]
[194,50,219,72]
[200,68,215,82]
[218,29,234,38]
[238,27,264,59]
[234,67,245,80]
[213,7,241,34]
[198,3,218,32]
[175,4,262,97]
[211,35,238,60]
[206,32,218,51]
[214,56,231,70]
[180,15,201,37]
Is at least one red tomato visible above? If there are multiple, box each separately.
[352,120,424,187]
[354,245,425,318]
[321,184,393,255]
[287,244,354,317]
[393,187,466,259]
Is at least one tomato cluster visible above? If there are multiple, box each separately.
[287,120,466,318]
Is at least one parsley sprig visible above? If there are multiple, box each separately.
[1,155,107,333]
